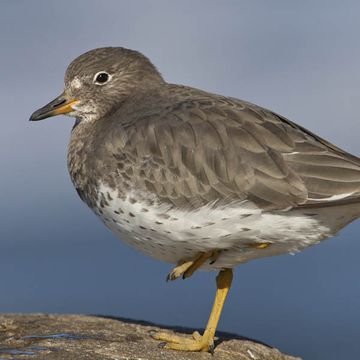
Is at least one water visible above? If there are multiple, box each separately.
[1,195,360,359]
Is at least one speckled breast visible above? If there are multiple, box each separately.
[89,182,345,270]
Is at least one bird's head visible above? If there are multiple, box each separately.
[30,47,163,122]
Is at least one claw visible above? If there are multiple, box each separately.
[158,341,167,349]
[167,250,221,282]
[166,260,190,281]
[153,331,214,352]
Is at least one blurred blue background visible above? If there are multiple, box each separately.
[1,1,360,359]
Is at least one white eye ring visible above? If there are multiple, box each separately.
[93,71,112,85]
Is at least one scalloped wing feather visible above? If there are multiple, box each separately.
[105,85,360,211]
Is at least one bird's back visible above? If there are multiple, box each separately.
[74,83,360,209]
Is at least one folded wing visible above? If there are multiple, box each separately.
[111,87,360,211]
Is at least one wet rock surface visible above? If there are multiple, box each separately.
[0,314,301,359]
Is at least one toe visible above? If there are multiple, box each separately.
[152,331,189,344]
[152,331,214,352]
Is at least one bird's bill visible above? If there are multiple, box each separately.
[29,92,79,121]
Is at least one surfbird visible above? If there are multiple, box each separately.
[30,47,360,353]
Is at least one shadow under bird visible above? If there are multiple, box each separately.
[30,47,360,353]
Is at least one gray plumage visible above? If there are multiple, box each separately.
[66,48,360,211]
[32,47,360,268]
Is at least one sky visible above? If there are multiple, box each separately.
[1,1,360,359]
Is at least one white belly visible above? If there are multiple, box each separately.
[95,183,360,269]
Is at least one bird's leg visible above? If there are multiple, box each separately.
[167,250,220,281]
[154,268,233,352]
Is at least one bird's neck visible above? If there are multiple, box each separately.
[67,120,98,207]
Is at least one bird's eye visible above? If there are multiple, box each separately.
[93,71,111,85]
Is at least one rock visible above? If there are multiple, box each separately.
[0,314,301,360]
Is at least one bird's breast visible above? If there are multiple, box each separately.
[87,182,352,269]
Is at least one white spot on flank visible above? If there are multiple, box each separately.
[308,192,354,202]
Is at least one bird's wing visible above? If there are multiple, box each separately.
[110,87,360,210]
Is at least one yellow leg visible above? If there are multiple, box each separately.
[154,268,233,352]
[166,250,220,281]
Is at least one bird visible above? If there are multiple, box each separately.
[30,47,360,353]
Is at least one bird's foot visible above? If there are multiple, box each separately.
[153,331,214,353]
[158,269,233,354]
[166,250,220,281]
